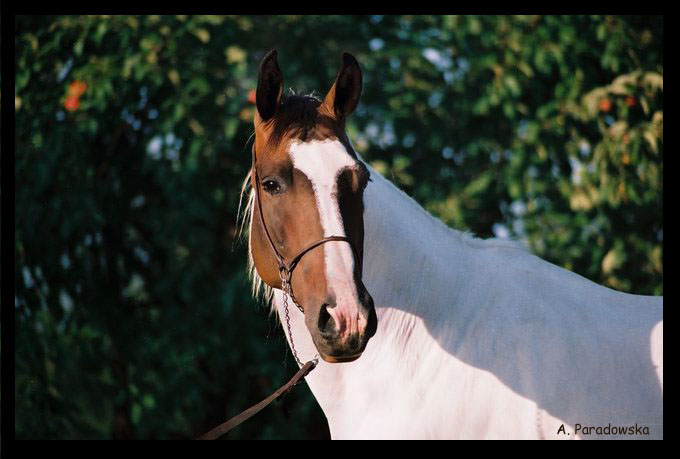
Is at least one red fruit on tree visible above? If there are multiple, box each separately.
[69,80,88,97]
[247,89,256,105]
[599,98,612,112]
[64,95,80,112]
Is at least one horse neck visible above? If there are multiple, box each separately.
[361,164,474,321]
[323,162,481,391]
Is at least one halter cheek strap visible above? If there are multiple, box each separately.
[251,144,362,313]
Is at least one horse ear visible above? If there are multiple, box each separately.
[322,52,362,119]
[256,49,284,121]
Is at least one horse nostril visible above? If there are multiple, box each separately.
[318,303,338,339]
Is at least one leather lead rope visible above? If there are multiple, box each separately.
[196,361,317,440]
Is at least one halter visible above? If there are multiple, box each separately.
[251,143,362,367]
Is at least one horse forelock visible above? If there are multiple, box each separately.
[264,93,326,147]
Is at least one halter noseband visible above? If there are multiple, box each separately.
[251,144,362,314]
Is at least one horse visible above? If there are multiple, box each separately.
[239,50,663,439]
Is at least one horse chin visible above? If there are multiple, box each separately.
[318,351,362,364]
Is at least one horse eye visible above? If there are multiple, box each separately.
[262,179,282,195]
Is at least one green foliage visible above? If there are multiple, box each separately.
[15,15,663,439]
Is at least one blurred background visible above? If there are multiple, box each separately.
[15,15,663,439]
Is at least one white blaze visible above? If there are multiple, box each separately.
[289,139,365,336]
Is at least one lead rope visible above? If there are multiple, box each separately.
[196,278,318,440]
